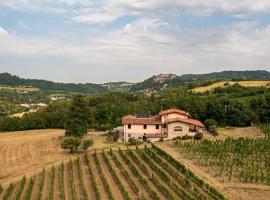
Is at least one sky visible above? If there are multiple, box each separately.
[0,0,270,83]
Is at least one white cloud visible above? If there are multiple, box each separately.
[0,26,8,36]
[72,12,117,24]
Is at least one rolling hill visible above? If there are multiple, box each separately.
[0,70,270,94]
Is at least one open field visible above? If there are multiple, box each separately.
[203,127,264,140]
[0,85,40,93]
[0,145,226,200]
[158,126,270,200]
[0,129,126,186]
[192,80,270,93]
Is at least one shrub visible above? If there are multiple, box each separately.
[194,132,203,140]
[128,137,142,145]
[182,135,192,140]
[106,130,119,142]
[204,119,218,129]
[61,137,81,153]
[81,139,94,151]
[159,138,164,142]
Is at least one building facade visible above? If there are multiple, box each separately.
[122,108,204,141]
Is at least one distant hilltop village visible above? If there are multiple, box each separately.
[153,74,177,83]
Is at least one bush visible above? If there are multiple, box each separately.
[194,132,203,140]
[128,137,142,146]
[61,137,81,153]
[204,119,217,129]
[159,138,164,142]
[106,130,119,142]
[182,135,192,140]
[81,139,94,151]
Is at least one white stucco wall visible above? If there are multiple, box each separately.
[167,122,190,139]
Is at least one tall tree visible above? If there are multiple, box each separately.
[65,94,89,137]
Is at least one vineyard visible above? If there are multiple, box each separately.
[0,145,226,200]
[174,124,270,185]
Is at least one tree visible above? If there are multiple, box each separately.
[81,139,94,151]
[65,94,89,137]
[61,137,81,153]
[204,119,218,129]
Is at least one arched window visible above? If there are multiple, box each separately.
[174,126,182,131]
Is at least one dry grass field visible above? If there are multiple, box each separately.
[203,127,264,140]
[192,80,270,93]
[0,129,126,186]
[0,85,40,93]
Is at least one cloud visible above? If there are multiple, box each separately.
[0,26,8,36]
[72,12,118,24]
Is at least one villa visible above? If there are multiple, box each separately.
[122,108,204,141]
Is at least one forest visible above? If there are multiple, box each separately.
[0,83,269,132]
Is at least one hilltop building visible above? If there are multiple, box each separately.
[122,108,204,141]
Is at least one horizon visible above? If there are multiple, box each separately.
[1,1,270,83]
[2,69,270,84]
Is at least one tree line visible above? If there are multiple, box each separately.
[0,84,269,133]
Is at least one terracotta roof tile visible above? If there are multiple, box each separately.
[122,115,161,125]
[159,108,190,116]
[165,117,204,127]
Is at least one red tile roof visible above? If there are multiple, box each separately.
[159,108,190,117]
[165,117,204,128]
[122,115,161,125]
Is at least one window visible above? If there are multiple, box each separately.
[156,125,159,129]
[128,134,131,137]
[128,124,131,129]
[163,124,167,128]
[143,124,147,129]
[174,126,183,131]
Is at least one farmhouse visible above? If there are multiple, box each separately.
[122,108,204,141]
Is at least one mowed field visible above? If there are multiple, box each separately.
[192,80,270,93]
[0,129,126,186]
[0,145,226,200]
[0,129,68,185]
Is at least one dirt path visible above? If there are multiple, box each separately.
[72,159,85,200]
[53,166,61,200]
[81,155,96,200]
[19,179,29,200]
[98,153,125,200]
[113,151,153,200]
[64,161,72,200]
[106,153,137,198]
[31,174,41,200]
[41,170,51,200]
[89,154,109,200]
[156,142,270,200]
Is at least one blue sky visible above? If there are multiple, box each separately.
[0,0,270,83]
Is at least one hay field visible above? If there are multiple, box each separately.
[192,81,270,93]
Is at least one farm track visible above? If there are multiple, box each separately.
[90,154,109,200]
[72,159,85,200]
[0,147,228,200]
[80,155,95,200]
[64,160,72,200]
